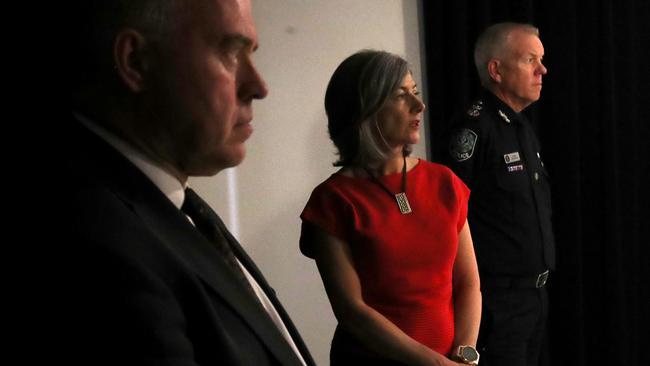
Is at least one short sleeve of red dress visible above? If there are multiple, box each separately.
[451,170,470,232]
[299,176,355,258]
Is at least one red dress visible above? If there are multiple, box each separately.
[300,160,469,356]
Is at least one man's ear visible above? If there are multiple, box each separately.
[487,59,502,83]
[113,29,150,93]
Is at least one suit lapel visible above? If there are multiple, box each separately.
[70,117,311,365]
[213,215,316,365]
[136,196,301,361]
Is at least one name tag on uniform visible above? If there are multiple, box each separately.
[507,164,524,172]
[503,152,521,164]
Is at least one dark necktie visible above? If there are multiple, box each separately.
[181,188,258,298]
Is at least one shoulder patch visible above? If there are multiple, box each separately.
[449,128,478,162]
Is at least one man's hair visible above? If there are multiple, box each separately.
[325,49,411,167]
[71,0,178,96]
[474,22,540,87]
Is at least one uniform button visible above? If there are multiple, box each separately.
[534,172,539,181]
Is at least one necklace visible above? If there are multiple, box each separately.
[365,155,412,214]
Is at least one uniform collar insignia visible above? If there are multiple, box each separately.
[498,109,511,123]
[467,100,483,117]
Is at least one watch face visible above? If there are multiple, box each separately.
[460,346,479,361]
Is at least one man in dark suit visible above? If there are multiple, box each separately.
[67,1,314,365]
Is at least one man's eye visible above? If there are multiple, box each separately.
[227,46,241,59]
[221,48,240,66]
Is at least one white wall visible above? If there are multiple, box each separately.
[190,1,426,364]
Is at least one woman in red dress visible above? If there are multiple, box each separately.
[300,50,481,366]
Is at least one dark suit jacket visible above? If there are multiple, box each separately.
[65,118,314,366]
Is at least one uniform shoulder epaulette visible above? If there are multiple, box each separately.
[466,100,483,118]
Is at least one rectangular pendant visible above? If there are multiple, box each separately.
[394,192,412,214]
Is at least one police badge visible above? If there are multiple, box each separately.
[450,128,478,162]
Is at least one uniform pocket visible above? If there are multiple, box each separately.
[495,167,528,193]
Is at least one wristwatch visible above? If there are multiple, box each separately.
[456,345,480,365]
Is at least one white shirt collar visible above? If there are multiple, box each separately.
[73,112,185,209]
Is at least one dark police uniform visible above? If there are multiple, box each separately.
[440,90,555,366]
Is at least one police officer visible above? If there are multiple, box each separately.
[439,23,555,366]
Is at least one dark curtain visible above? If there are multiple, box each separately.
[420,1,650,365]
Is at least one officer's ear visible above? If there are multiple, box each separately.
[113,28,151,93]
[487,59,502,83]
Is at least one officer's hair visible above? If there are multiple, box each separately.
[72,0,178,101]
[325,49,413,168]
[474,22,540,87]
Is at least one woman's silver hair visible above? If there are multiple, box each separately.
[473,22,540,87]
[325,50,411,167]
[356,117,391,166]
